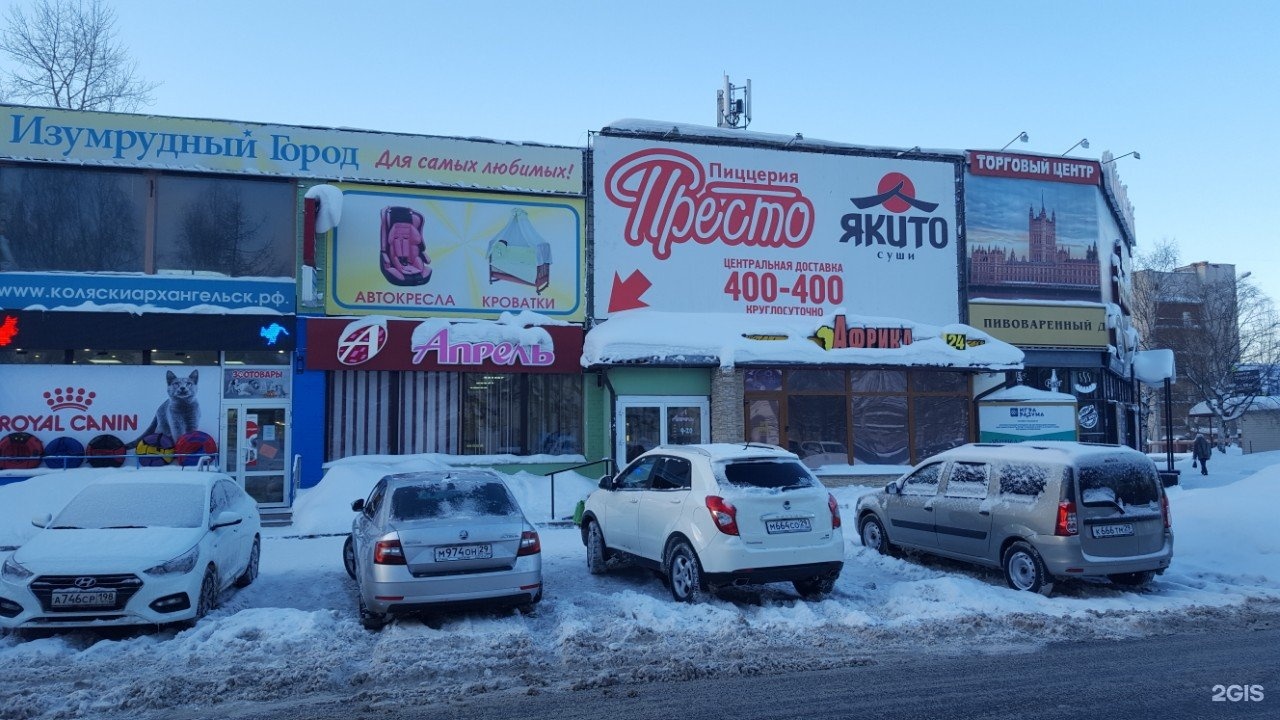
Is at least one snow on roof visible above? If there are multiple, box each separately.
[601,119,964,157]
[936,441,1149,465]
[1190,396,1280,416]
[582,309,1023,370]
[982,384,1077,403]
[1133,349,1176,384]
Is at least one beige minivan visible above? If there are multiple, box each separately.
[855,442,1173,595]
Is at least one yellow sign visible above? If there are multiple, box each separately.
[968,302,1107,348]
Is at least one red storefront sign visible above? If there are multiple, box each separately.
[305,317,583,374]
[967,151,1101,186]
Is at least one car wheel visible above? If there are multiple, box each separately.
[342,535,357,580]
[1108,570,1156,587]
[665,540,705,603]
[358,595,387,632]
[793,572,838,599]
[586,521,609,575]
[195,566,218,619]
[234,536,260,588]
[1003,541,1055,595]
[859,514,896,556]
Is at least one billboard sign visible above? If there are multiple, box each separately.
[324,185,585,320]
[0,273,295,314]
[968,302,1107,348]
[978,402,1078,443]
[0,105,582,195]
[592,136,961,325]
[0,365,222,467]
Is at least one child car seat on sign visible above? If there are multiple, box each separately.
[380,206,432,286]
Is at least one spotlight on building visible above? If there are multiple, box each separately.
[1062,138,1090,156]
[1000,131,1029,151]
[1102,151,1142,163]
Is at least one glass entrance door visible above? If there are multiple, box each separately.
[615,396,710,465]
[223,404,291,507]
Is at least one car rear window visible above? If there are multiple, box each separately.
[720,459,816,490]
[1078,458,1160,508]
[390,480,517,520]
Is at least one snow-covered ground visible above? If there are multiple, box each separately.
[1,447,1278,719]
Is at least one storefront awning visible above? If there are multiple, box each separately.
[582,310,1024,371]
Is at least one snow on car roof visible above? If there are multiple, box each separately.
[929,442,1150,466]
[86,468,227,486]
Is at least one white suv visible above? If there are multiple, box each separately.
[580,443,844,602]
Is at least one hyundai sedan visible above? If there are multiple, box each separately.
[0,470,261,629]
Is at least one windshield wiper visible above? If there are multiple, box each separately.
[1085,499,1126,515]
[103,525,147,529]
[49,525,81,530]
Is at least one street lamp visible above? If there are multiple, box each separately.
[1062,138,1090,156]
[1000,131,1029,151]
[1103,151,1142,163]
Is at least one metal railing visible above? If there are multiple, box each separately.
[543,458,615,521]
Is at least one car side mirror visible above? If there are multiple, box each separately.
[351,498,366,512]
[212,510,244,530]
[598,475,613,490]
[31,513,52,529]
[886,482,900,495]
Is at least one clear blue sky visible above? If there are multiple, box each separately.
[108,0,1280,301]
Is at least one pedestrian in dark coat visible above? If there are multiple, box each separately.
[1193,433,1211,475]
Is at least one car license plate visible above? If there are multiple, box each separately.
[434,543,493,562]
[1092,523,1135,538]
[51,589,116,608]
[765,518,811,534]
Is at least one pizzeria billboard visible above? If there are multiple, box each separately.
[591,135,962,325]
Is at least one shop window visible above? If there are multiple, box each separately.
[851,394,909,464]
[0,349,65,364]
[747,399,780,445]
[154,176,294,277]
[787,395,848,466]
[745,368,782,391]
[0,166,147,272]
[149,350,219,366]
[850,369,906,393]
[913,396,970,459]
[911,371,967,393]
[224,350,292,366]
[72,349,144,365]
[463,373,582,456]
[786,369,844,392]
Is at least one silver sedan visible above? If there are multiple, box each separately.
[342,470,542,630]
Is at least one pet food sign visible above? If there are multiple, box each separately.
[223,368,290,400]
[324,184,586,321]
[0,366,221,468]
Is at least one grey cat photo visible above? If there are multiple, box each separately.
[140,369,201,441]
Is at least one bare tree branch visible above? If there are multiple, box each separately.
[0,0,157,111]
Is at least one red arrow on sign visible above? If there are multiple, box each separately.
[608,270,652,313]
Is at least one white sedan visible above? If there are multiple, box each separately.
[0,470,261,630]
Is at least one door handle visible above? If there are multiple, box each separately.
[628,498,639,504]
[979,510,991,516]
[923,506,933,512]
[669,499,682,504]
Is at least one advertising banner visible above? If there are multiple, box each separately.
[967,302,1107,348]
[0,105,582,195]
[0,310,294,352]
[978,402,1078,443]
[966,173,1103,303]
[967,151,1101,186]
[0,365,222,469]
[223,367,290,400]
[0,273,295,314]
[305,316,583,374]
[324,185,585,320]
[592,136,962,325]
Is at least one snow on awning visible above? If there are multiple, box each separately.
[1133,349,1176,385]
[582,309,1024,370]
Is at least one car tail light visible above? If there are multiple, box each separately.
[1055,501,1078,536]
[1162,494,1172,529]
[828,493,842,529]
[518,530,541,556]
[705,495,739,536]
[374,539,406,565]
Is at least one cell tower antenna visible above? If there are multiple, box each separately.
[716,74,752,129]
